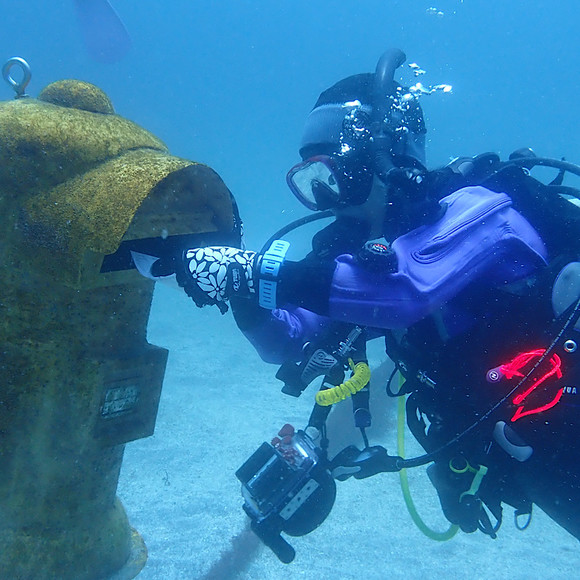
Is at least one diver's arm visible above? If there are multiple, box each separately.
[172,186,547,340]
[278,186,548,329]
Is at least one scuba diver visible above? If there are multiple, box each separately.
[142,49,580,562]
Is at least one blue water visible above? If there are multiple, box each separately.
[4,1,580,246]
[3,1,580,578]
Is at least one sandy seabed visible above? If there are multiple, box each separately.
[117,285,580,579]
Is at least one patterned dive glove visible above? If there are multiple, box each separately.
[176,247,257,314]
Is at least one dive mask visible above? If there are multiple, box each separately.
[287,104,375,211]
[286,149,374,212]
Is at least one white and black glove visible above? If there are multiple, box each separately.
[133,240,289,314]
[176,247,257,313]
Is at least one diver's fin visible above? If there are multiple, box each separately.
[73,0,132,63]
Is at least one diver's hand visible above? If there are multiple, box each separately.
[177,247,257,314]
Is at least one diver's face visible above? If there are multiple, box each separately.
[332,176,388,239]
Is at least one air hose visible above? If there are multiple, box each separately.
[396,379,459,541]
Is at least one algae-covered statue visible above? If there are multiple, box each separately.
[0,58,240,579]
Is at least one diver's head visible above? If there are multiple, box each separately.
[287,49,427,214]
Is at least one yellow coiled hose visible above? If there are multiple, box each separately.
[315,359,371,406]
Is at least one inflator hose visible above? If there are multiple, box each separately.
[397,390,459,541]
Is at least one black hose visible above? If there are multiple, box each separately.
[371,48,407,184]
[259,210,334,255]
[372,48,406,126]
[507,157,580,182]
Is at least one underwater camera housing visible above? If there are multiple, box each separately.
[235,424,336,563]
